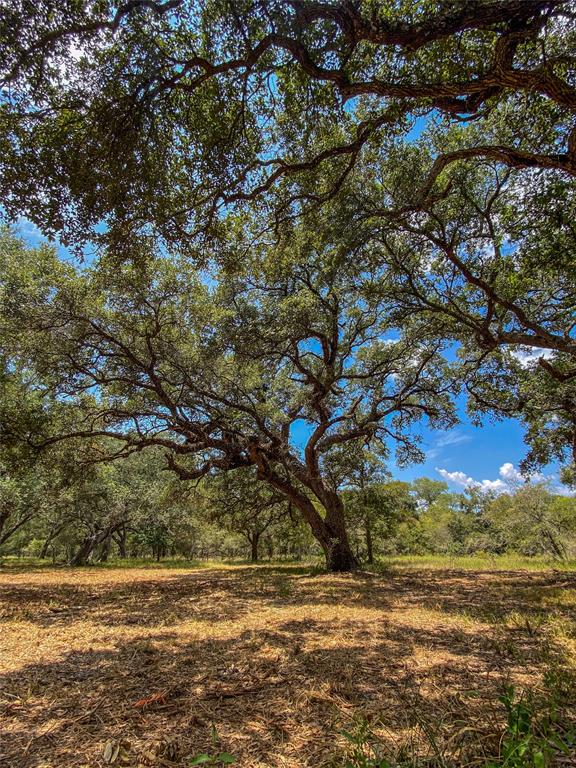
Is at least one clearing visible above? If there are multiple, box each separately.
[1,561,575,767]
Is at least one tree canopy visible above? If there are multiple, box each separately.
[0,225,457,569]
[1,1,575,246]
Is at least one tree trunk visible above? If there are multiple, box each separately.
[0,511,34,547]
[293,492,357,572]
[0,511,9,543]
[365,513,374,565]
[69,536,98,566]
[40,522,68,559]
[114,525,127,558]
[263,472,357,572]
[250,532,259,563]
[544,528,566,561]
[40,537,52,560]
[99,538,110,562]
[69,528,115,566]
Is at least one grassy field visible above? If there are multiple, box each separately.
[1,559,575,768]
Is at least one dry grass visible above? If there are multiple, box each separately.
[0,563,575,768]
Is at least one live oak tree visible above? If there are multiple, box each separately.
[2,2,574,487]
[0,302,75,550]
[486,484,576,560]
[62,462,131,565]
[0,457,45,550]
[0,230,455,571]
[65,446,179,564]
[326,444,389,563]
[1,1,575,247]
[358,149,576,364]
[344,476,416,563]
[411,476,448,509]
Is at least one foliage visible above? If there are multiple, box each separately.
[0,228,455,570]
[344,479,417,562]
[487,485,576,560]
[342,719,390,768]
[337,142,576,481]
[483,682,575,768]
[338,678,576,768]
[202,468,291,562]
[1,2,574,249]
[189,752,236,766]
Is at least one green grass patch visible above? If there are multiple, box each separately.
[374,554,576,572]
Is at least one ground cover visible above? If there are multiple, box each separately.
[1,561,575,767]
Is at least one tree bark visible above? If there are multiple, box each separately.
[69,535,98,566]
[321,491,359,571]
[113,525,127,558]
[257,465,358,572]
[365,513,374,565]
[98,538,110,562]
[69,527,117,566]
[291,491,357,571]
[249,532,259,563]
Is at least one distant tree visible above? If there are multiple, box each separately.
[325,445,389,564]
[64,463,130,565]
[204,469,289,562]
[487,485,576,560]
[0,461,43,550]
[0,379,79,554]
[411,477,449,509]
[344,479,417,563]
[412,493,459,555]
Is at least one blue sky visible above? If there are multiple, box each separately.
[390,397,530,487]
[290,399,566,494]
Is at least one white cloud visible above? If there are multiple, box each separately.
[16,217,44,242]
[437,469,476,487]
[510,347,556,367]
[436,470,508,493]
[436,462,574,496]
[478,478,507,493]
[427,430,471,459]
[498,462,523,482]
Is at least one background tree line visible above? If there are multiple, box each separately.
[2,432,575,565]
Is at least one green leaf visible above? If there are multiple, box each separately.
[534,751,545,768]
[217,753,236,764]
[189,755,213,765]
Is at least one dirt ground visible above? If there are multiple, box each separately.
[1,564,575,768]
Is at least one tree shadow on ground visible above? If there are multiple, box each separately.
[0,624,515,767]
[3,565,574,629]
[1,566,574,767]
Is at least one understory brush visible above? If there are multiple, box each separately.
[340,665,576,768]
